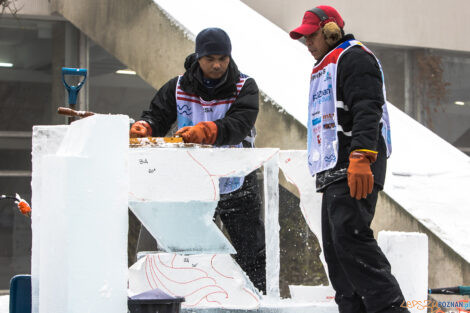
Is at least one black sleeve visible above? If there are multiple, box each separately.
[338,47,384,152]
[213,78,259,146]
[141,77,178,137]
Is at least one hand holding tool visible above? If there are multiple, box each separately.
[175,121,217,144]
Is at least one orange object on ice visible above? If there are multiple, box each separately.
[17,201,31,217]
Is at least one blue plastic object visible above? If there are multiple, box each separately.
[61,67,87,105]
[9,275,31,313]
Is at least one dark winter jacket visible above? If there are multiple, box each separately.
[141,53,259,147]
[316,34,387,191]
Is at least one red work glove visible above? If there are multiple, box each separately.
[175,121,218,144]
[347,150,378,200]
[130,120,152,138]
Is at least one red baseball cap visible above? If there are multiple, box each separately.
[289,5,345,39]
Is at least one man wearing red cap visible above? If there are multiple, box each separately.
[290,6,407,313]
[130,27,266,293]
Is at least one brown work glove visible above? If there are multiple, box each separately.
[175,121,218,144]
[347,150,378,200]
[130,120,152,138]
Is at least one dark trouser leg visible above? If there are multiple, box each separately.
[216,170,266,294]
[322,195,366,313]
[322,180,405,313]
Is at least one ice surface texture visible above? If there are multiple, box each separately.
[31,125,68,313]
[129,253,261,309]
[129,254,340,312]
[264,155,280,298]
[378,231,428,313]
[128,201,236,254]
[278,151,327,282]
[129,147,279,202]
[32,115,129,313]
[129,147,281,298]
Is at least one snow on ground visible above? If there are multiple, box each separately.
[153,0,470,263]
[385,105,470,261]
[0,295,8,313]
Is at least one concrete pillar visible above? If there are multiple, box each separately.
[404,49,413,117]
[51,22,67,125]
[78,31,89,112]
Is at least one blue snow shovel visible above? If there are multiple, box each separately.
[61,67,87,106]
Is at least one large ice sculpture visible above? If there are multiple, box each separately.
[30,126,425,313]
[32,115,129,313]
[127,147,283,309]
[129,147,281,299]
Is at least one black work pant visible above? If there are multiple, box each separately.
[216,170,266,294]
[322,180,405,313]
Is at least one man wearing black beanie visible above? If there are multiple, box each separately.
[130,27,266,293]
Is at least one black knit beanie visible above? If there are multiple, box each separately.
[195,28,232,59]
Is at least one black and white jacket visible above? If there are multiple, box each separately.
[316,34,388,191]
[141,53,259,147]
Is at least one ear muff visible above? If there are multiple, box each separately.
[322,21,342,46]
[308,7,343,46]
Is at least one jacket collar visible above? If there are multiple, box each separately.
[314,34,355,66]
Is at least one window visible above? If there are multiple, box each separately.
[0,17,156,288]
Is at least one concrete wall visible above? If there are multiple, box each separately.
[8,0,60,19]
[241,0,470,53]
[50,0,193,91]
[373,192,470,290]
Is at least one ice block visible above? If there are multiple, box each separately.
[128,201,235,254]
[34,115,129,313]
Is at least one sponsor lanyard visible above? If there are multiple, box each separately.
[307,40,392,176]
[175,76,250,194]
